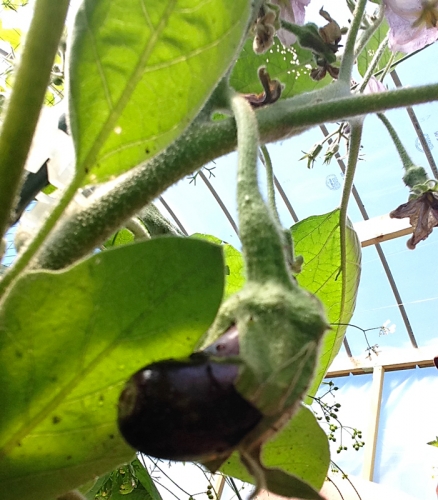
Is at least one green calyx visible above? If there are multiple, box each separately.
[403,165,430,190]
[205,282,328,416]
[280,21,337,64]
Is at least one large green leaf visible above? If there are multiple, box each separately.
[230,38,331,100]
[68,0,251,183]
[192,233,245,298]
[357,20,403,77]
[292,210,361,400]
[0,237,224,500]
[221,406,329,491]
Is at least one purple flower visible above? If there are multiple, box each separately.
[271,0,311,46]
[384,0,438,53]
[390,190,438,248]
[363,76,387,94]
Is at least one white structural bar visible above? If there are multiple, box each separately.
[327,345,436,377]
[353,213,412,247]
[362,366,384,481]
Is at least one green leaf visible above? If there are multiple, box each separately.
[292,210,361,399]
[357,20,403,77]
[132,459,163,500]
[230,38,331,100]
[84,459,162,500]
[221,406,329,491]
[0,237,224,500]
[68,0,251,184]
[0,19,21,51]
[104,228,135,248]
[428,437,438,447]
[191,234,245,299]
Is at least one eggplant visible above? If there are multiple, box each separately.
[118,351,261,462]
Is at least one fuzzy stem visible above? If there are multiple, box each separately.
[339,119,362,334]
[137,204,182,236]
[0,0,70,240]
[358,34,389,93]
[379,52,395,83]
[33,80,438,270]
[377,112,416,171]
[354,4,385,60]
[0,175,83,299]
[340,121,362,227]
[259,145,280,225]
[338,0,369,83]
[231,94,290,286]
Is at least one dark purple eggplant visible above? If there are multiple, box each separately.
[118,352,262,462]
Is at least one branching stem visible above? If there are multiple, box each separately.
[32,80,438,271]
[339,0,369,83]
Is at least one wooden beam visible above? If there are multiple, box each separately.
[362,366,384,481]
[213,474,226,500]
[353,213,412,247]
[326,346,437,377]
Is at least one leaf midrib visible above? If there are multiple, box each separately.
[78,0,178,175]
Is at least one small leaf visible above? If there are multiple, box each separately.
[221,406,329,491]
[104,228,136,248]
[292,210,361,399]
[230,38,331,100]
[0,237,224,500]
[68,0,251,183]
[428,437,438,447]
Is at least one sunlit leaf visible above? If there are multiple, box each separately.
[221,406,329,491]
[230,38,331,100]
[292,210,361,400]
[0,19,21,51]
[68,0,251,183]
[104,228,135,248]
[192,233,245,299]
[0,237,224,500]
[428,437,438,447]
[84,458,162,500]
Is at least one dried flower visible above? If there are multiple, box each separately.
[383,0,438,53]
[390,187,438,248]
[253,4,278,54]
[242,67,283,108]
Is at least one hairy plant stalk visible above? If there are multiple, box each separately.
[33,81,438,271]
[231,94,290,286]
[0,0,70,240]
[259,145,281,225]
[358,34,389,93]
[377,112,416,171]
[354,3,385,60]
[339,0,369,83]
